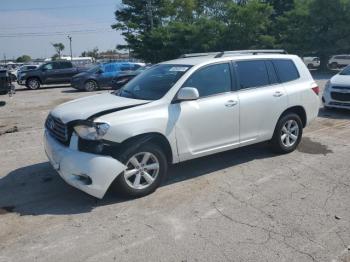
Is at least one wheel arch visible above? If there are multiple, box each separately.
[119,132,174,164]
[26,76,42,84]
[279,106,307,128]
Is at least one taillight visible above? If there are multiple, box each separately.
[312,86,320,95]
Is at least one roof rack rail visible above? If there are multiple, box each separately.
[180,49,287,59]
[180,52,219,58]
[214,49,288,58]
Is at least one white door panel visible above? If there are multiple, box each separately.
[174,93,239,161]
[238,85,288,144]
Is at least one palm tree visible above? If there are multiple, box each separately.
[51,43,65,59]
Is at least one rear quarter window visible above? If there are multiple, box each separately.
[272,59,300,83]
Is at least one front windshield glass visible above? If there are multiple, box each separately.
[340,66,350,75]
[87,65,101,73]
[117,64,191,100]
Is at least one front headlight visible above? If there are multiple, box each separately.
[325,80,331,91]
[74,122,110,140]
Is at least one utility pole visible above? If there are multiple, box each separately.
[67,35,73,61]
[147,0,154,29]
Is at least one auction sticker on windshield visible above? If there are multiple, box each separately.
[169,66,190,72]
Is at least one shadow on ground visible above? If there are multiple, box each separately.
[0,101,6,107]
[0,143,273,216]
[318,107,350,120]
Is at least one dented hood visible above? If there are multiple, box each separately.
[51,93,149,123]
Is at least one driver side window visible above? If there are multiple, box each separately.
[184,63,232,98]
[43,63,53,70]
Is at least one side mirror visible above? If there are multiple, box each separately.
[176,87,199,101]
[97,69,104,74]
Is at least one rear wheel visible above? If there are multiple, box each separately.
[84,80,98,92]
[330,62,338,69]
[113,143,168,197]
[26,78,40,90]
[270,113,303,154]
[307,63,314,69]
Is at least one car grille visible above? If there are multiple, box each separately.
[331,92,350,102]
[329,102,350,107]
[45,114,70,144]
[332,86,350,90]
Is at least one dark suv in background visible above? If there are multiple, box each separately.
[17,61,88,90]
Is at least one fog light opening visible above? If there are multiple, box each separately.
[73,173,92,185]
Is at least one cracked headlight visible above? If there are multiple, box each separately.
[74,122,110,141]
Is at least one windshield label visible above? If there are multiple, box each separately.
[169,66,189,72]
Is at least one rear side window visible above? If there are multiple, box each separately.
[272,59,300,83]
[236,60,269,89]
[184,63,231,97]
[59,62,73,69]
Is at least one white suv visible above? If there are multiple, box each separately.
[328,55,350,69]
[44,50,320,198]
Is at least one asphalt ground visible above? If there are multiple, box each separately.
[0,75,349,262]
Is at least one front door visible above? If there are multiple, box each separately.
[173,62,240,161]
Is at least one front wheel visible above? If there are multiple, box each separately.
[26,78,41,90]
[270,113,303,154]
[84,80,98,92]
[113,143,168,197]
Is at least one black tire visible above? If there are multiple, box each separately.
[330,62,338,70]
[307,64,314,69]
[26,78,41,90]
[113,142,168,198]
[84,80,98,92]
[270,113,303,154]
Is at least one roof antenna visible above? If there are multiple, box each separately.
[215,51,225,58]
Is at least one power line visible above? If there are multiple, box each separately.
[0,29,115,38]
[0,2,121,12]
[0,21,114,30]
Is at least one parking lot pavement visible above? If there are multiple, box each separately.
[0,80,349,262]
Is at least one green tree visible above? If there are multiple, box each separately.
[277,0,350,68]
[112,0,275,63]
[16,55,31,63]
[51,42,65,58]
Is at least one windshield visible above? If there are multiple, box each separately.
[86,65,101,73]
[117,64,191,100]
[340,66,350,75]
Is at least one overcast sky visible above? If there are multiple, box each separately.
[0,0,124,59]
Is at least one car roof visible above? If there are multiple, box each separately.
[161,54,298,66]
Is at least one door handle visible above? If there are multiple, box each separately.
[225,100,238,107]
[273,91,284,97]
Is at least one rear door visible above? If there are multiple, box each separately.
[235,59,288,145]
[99,64,118,87]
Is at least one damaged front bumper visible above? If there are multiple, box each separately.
[44,130,126,199]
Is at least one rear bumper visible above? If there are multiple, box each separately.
[44,130,126,199]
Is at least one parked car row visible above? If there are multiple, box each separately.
[302,55,350,70]
[17,60,146,91]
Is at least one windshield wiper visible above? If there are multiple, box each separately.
[119,89,137,99]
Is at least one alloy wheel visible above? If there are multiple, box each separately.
[281,120,299,147]
[124,152,160,190]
